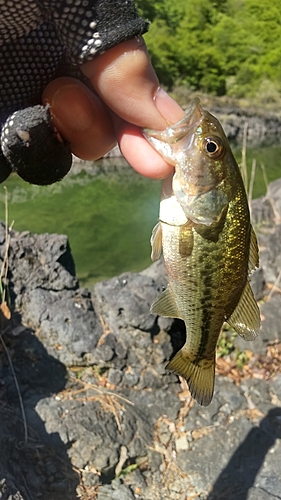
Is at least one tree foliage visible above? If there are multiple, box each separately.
[135,0,281,98]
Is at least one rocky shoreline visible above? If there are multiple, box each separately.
[211,106,281,147]
[0,179,281,499]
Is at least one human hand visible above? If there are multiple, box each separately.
[43,37,185,180]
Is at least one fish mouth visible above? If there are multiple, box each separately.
[143,98,204,165]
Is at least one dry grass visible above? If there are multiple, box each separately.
[57,374,134,434]
[0,187,28,443]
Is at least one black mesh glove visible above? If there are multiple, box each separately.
[0,0,148,185]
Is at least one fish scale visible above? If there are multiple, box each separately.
[163,221,229,358]
[144,98,260,406]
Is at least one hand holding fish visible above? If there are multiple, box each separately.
[144,99,260,406]
[43,38,185,179]
[0,0,184,184]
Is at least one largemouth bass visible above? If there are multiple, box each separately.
[143,98,260,406]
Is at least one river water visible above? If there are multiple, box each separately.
[1,147,281,286]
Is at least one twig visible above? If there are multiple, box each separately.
[241,122,248,191]
[0,332,28,443]
[0,188,27,442]
[68,376,134,406]
[0,187,14,305]
[267,269,281,301]
[248,158,256,211]
[260,162,269,191]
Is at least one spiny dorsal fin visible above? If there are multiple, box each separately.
[248,225,259,273]
[150,222,162,261]
[150,287,182,319]
[167,349,215,406]
[226,281,260,340]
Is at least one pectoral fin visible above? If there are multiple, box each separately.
[167,349,215,406]
[151,287,182,319]
[150,222,162,261]
[226,281,260,340]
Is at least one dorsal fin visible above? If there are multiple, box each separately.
[226,281,260,340]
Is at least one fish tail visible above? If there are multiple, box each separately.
[167,350,215,406]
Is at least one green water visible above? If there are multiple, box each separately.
[0,160,161,286]
[1,147,281,286]
[235,146,281,198]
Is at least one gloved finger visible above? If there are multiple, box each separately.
[1,105,72,185]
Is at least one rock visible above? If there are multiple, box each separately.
[21,287,103,365]
[97,483,135,500]
[93,272,160,333]
[211,107,281,147]
[0,223,78,316]
[0,178,281,499]
[0,478,24,500]
[266,177,281,219]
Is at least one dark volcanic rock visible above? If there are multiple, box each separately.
[0,223,78,309]
[21,287,103,365]
[212,107,281,147]
[93,272,160,333]
[0,179,281,499]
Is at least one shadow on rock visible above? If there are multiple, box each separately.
[0,324,79,500]
[207,407,281,500]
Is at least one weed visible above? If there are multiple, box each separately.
[217,330,236,358]
[115,463,138,479]
[217,329,249,370]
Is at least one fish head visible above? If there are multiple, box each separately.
[144,98,236,225]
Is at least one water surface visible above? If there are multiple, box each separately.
[1,148,280,285]
[1,160,161,285]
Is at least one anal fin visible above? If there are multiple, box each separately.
[151,287,182,319]
[226,281,260,340]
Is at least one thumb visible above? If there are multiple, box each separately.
[81,37,185,177]
[81,37,184,130]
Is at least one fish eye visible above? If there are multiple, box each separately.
[203,137,223,158]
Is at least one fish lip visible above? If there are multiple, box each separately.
[143,98,204,163]
[143,98,204,143]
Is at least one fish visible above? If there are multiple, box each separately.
[143,98,260,406]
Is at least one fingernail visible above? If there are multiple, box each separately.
[51,85,96,131]
[154,87,185,124]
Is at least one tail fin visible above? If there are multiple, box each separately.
[167,349,215,406]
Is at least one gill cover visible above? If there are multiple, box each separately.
[144,98,233,226]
